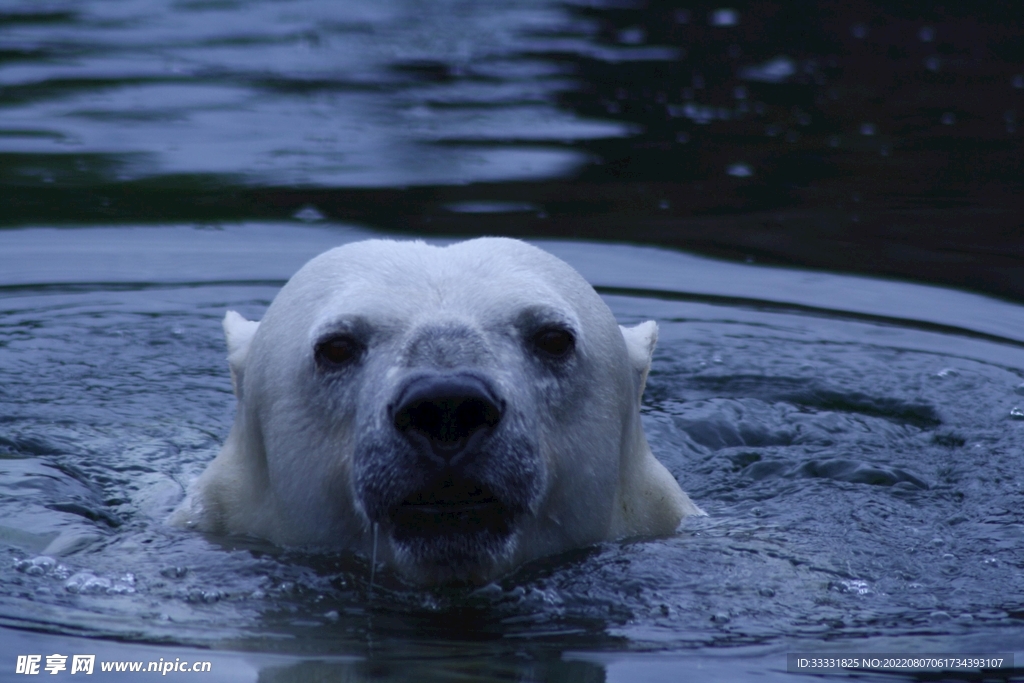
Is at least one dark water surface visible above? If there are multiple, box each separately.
[2,0,1024,297]
[2,225,1024,682]
[3,1,1024,681]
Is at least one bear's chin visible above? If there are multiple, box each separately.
[381,477,521,584]
[389,529,518,585]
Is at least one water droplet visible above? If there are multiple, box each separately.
[160,566,189,579]
[726,163,753,178]
[851,23,867,39]
[955,613,974,623]
[710,9,738,27]
[677,103,715,124]
[658,199,671,210]
[293,205,325,222]
[930,610,951,621]
[739,56,795,83]
[941,112,956,125]
[860,122,876,136]
[925,55,941,72]
[919,26,935,42]
[833,579,872,595]
[1010,406,1024,420]
[1013,75,1024,89]
[617,26,646,45]
[936,367,959,377]
[65,572,112,595]
[733,86,747,100]
[187,588,220,603]
[15,556,56,576]
[1014,382,1024,395]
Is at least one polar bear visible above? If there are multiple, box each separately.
[172,238,702,584]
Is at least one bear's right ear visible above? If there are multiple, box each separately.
[619,320,658,402]
[223,310,260,400]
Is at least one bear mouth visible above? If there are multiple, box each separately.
[388,478,513,542]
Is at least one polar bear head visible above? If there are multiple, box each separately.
[174,238,701,584]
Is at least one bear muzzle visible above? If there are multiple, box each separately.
[381,372,521,550]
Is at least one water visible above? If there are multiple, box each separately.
[2,224,1024,681]
[0,0,611,187]
[3,0,1024,680]
[3,0,1024,299]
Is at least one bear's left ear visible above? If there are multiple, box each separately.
[223,310,260,400]
[619,320,658,402]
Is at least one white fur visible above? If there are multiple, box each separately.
[172,238,703,583]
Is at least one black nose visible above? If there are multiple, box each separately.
[392,374,503,465]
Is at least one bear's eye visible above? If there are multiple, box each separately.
[315,334,364,369]
[531,326,575,360]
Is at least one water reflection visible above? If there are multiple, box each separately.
[0,0,620,186]
[2,1,1022,299]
